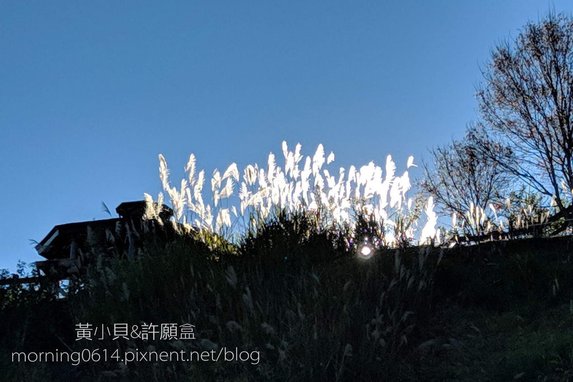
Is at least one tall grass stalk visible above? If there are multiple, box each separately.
[149,141,439,247]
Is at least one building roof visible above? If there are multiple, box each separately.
[35,218,121,260]
[35,200,174,260]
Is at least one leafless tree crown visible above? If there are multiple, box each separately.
[477,13,573,211]
[422,132,510,226]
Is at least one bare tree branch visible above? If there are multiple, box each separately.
[475,14,573,211]
[422,132,511,231]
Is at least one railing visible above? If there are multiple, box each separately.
[449,218,573,246]
[0,275,47,286]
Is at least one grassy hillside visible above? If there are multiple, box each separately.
[1,221,572,381]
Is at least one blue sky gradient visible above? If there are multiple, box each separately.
[1,1,572,271]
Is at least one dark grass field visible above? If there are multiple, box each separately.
[1,226,572,381]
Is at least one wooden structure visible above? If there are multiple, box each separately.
[0,201,172,286]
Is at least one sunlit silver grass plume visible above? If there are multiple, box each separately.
[149,141,439,246]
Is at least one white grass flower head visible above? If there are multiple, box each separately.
[399,170,411,194]
[212,169,222,207]
[157,192,164,209]
[389,170,411,210]
[203,204,213,230]
[222,163,239,182]
[285,151,295,178]
[389,180,402,209]
[337,167,346,184]
[488,203,501,227]
[158,154,172,192]
[323,169,336,189]
[292,143,302,179]
[385,155,396,180]
[173,179,188,220]
[258,168,268,189]
[420,196,438,244]
[327,151,335,164]
[219,178,234,199]
[267,153,276,182]
[239,183,250,214]
[244,164,258,186]
[312,144,325,176]
[451,212,458,230]
[211,170,222,193]
[185,153,196,185]
[466,202,486,233]
[143,193,157,220]
[215,208,231,232]
[184,185,196,215]
[281,141,289,160]
[314,172,324,190]
[194,170,205,200]
[406,155,416,168]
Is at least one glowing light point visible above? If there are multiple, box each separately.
[360,245,372,257]
[357,237,374,259]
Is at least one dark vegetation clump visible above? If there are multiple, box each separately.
[1,211,572,381]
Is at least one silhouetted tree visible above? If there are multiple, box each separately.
[422,132,511,228]
[475,13,573,212]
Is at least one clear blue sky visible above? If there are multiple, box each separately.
[1,1,571,272]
